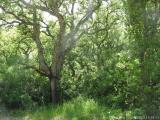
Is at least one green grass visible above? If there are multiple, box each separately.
[8,97,140,120]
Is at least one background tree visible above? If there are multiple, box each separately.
[125,0,160,115]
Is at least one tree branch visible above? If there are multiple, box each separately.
[32,7,50,76]
[23,64,49,77]
[65,0,102,51]
[0,4,33,25]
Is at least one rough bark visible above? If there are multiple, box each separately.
[50,45,65,103]
[50,76,57,103]
[33,7,50,76]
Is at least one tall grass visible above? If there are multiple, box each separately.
[27,97,108,120]
[10,97,139,120]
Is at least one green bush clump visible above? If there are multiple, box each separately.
[0,63,50,109]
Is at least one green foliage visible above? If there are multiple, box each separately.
[0,0,160,118]
[0,61,32,109]
[0,55,50,109]
[10,97,142,120]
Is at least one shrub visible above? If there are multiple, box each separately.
[0,64,50,109]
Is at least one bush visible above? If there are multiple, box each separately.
[0,67,32,109]
[0,64,50,109]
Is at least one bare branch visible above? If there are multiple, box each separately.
[74,0,101,34]
[0,5,33,25]
[65,0,102,51]
[20,0,66,41]
[0,19,20,27]
[32,7,50,76]
[40,20,55,39]
[23,64,49,77]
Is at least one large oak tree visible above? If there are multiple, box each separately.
[0,0,103,103]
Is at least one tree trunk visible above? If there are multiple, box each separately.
[50,76,58,104]
[50,49,65,104]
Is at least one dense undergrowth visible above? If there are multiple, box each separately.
[9,97,143,120]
